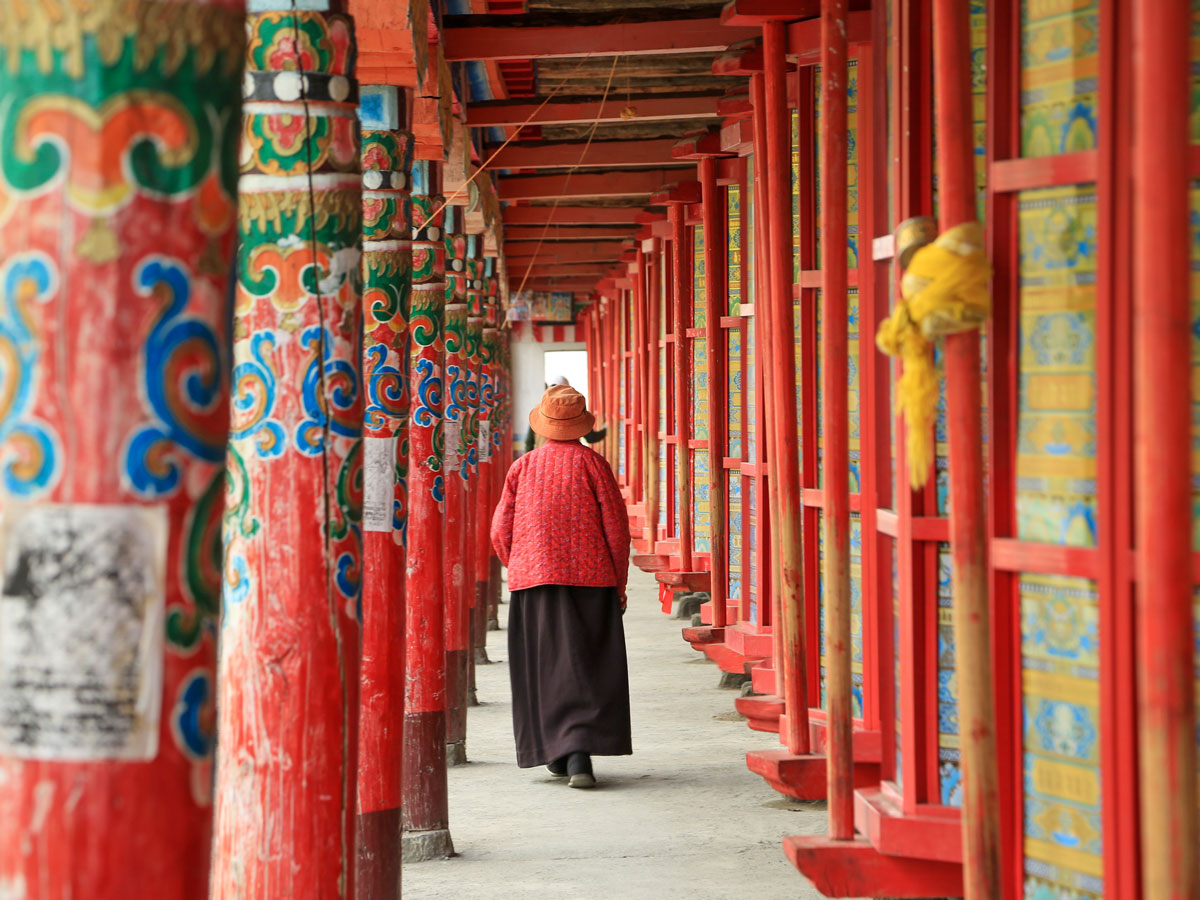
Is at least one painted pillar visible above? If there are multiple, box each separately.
[356,113,414,898]
[483,259,503,635]
[402,164,453,860]
[813,7,852,836]
[1132,0,1198,896]
[671,203,694,571]
[0,3,241,897]
[930,0,1000,893]
[442,207,469,767]
[478,256,501,642]
[464,242,487,682]
[214,9,363,897]
[632,251,646,504]
[646,238,663,546]
[700,157,729,628]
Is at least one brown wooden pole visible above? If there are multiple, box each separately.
[1133,0,1198,896]
[931,0,1001,892]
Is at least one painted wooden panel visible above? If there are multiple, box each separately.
[1019,0,1099,158]
[747,478,758,623]
[1015,185,1098,547]
[746,324,757,461]
[817,510,864,719]
[693,450,711,554]
[746,155,756,304]
[728,184,742,315]
[936,544,961,806]
[728,328,743,458]
[814,60,860,272]
[1020,574,1103,900]
[792,109,800,283]
[816,289,861,492]
[728,473,743,603]
[893,539,902,791]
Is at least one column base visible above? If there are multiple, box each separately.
[356,808,402,900]
[466,687,479,707]
[401,828,455,863]
[474,646,490,665]
[487,616,500,631]
[446,740,467,767]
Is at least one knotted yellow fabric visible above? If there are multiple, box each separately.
[876,220,990,490]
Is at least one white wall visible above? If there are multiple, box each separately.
[511,331,586,446]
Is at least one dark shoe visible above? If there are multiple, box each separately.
[547,756,568,777]
[567,752,595,789]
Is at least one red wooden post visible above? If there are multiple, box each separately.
[403,163,454,861]
[357,119,415,897]
[646,239,663,545]
[464,240,485,676]
[931,0,1001,893]
[671,201,694,571]
[1133,0,1198,896]
[700,157,729,629]
[815,4,853,838]
[749,71,786,702]
[632,251,646,505]
[484,262,503,635]
[214,10,363,896]
[0,4,240,897]
[764,22,811,758]
[443,206,470,767]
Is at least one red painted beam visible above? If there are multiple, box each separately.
[443,15,761,61]
[505,239,625,257]
[467,92,720,127]
[720,0,819,25]
[499,169,683,201]
[787,10,871,60]
[488,138,684,170]
[717,90,753,118]
[649,180,702,206]
[713,39,764,75]
[507,264,612,278]
[503,225,636,241]
[502,205,643,226]
[673,128,730,159]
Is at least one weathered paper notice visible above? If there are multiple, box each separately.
[0,504,167,760]
[362,435,398,533]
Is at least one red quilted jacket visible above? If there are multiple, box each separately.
[490,439,631,595]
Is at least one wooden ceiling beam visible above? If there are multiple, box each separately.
[499,168,684,201]
[502,206,644,225]
[467,92,720,127]
[505,240,626,258]
[443,13,760,61]
[504,225,637,241]
[488,138,684,170]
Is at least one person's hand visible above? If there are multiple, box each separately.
[619,593,627,613]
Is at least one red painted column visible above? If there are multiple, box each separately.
[0,4,240,897]
[484,261,503,636]
[700,157,729,629]
[463,241,485,690]
[357,119,414,897]
[750,72,786,706]
[671,202,694,571]
[814,5,852,837]
[403,163,453,861]
[631,253,645,504]
[646,239,663,545]
[442,207,470,767]
[1133,0,1197,896]
[765,21,810,760]
[214,9,363,897]
[931,0,1000,893]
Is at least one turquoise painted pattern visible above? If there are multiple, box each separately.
[816,510,865,719]
[937,544,961,806]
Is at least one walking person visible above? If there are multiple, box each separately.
[490,384,633,788]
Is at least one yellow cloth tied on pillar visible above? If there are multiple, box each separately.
[876,220,990,490]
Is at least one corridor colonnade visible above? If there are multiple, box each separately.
[583,0,1199,898]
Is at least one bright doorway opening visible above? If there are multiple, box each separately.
[542,350,589,406]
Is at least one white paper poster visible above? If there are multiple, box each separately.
[0,504,167,760]
[362,435,398,533]
[477,420,491,462]
[444,414,462,475]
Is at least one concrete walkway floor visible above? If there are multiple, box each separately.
[403,567,838,900]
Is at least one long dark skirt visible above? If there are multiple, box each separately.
[508,584,633,768]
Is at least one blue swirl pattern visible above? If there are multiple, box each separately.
[295,325,361,455]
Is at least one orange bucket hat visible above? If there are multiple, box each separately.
[528,385,595,442]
